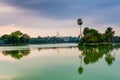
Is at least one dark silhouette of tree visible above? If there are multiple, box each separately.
[77,18,83,38]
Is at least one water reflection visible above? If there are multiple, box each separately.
[78,45,118,75]
[2,49,30,60]
[38,47,76,56]
[78,55,83,74]
[0,45,120,79]
[105,52,115,65]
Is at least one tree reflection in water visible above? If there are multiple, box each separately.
[2,49,30,60]
[78,55,83,74]
[105,52,115,66]
[78,45,117,75]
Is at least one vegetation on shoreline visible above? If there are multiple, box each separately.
[0,31,79,45]
[0,31,30,45]
[77,18,120,46]
[29,36,79,44]
[0,18,120,45]
[79,27,115,45]
[0,28,120,45]
[78,27,115,46]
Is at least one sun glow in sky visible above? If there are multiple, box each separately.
[0,0,120,37]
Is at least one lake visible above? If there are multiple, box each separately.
[0,43,120,80]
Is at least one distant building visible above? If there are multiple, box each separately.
[56,30,60,38]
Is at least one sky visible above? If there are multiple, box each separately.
[0,0,120,37]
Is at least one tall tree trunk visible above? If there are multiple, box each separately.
[80,25,82,38]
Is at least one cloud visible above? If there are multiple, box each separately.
[2,0,120,19]
[0,0,120,36]
[1,0,120,23]
[0,3,77,29]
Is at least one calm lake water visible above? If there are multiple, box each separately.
[0,43,120,80]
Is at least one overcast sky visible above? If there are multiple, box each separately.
[0,0,120,37]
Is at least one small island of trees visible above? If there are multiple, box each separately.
[77,18,120,46]
[78,27,115,46]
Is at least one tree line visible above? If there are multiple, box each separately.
[0,31,79,45]
[29,36,79,44]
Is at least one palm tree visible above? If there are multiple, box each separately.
[77,18,83,38]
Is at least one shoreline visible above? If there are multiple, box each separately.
[0,43,78,49]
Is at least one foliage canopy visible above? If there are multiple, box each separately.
[79,27,115,46]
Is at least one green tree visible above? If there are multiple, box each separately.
[10,35,19,44]
[83,27,90,35]
[105,27,115,43]
[1,34,10,43]
[1,31,30,44]
[19,34,30,44]
[77,18,83,38]
[79,27,115,46]
[10,30,23,44]
[81,28,100,45]
[11,30,22,36]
